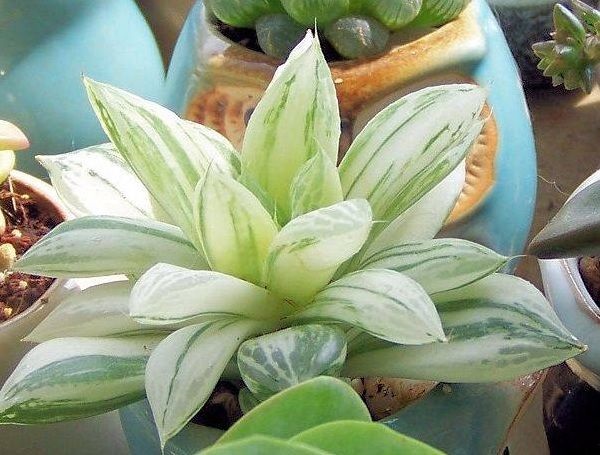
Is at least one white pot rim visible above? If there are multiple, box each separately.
[560,257,600,322]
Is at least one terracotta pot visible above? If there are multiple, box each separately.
[165,0,537,259]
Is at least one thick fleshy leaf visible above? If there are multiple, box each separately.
[241,32,341,221]
[291,421,445,454]
[366,0,422,30]
[195,167,278,285]
[290,149,343,219]
[237,325,347,400]
[291,269,445,344]
[84,78,240,244]
[529,179,600,259]
[216,376,370,445]
[0,120,29,151]
[359,239,509,294]
[130,263,288,325]
[146,319,265,447]
[343,274,585,382]
[238,388,261,414]
[14,216,205,278]
[37,144,157,220]
[411,0,469,27]
[25,281,161,342]
[202,435,328,455]
[206,0,284,28]
[0,151,15,183]
[338,85,485,238]
[265,199,372,304]
[0,336,162,424]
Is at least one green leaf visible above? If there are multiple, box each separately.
[241,32,341,221]
[572,0,600,35]
[202,435,329,455]
[206,0,285,28]
[291,421,445,454]
[83,78,240,246]
[281,0,350,26]
[0,335,162,424]
[14,216,206,278]
[359,239,509,294]
[410,0,469,27]
[338,85,484,238]
[528,179,600,259]
[195,167,278,285]
[343,274,585,382]
[325,16,390,59]
[265,199,372,305]
[554,4,586,45]
[237,325,347,400]
[365,0,422,30]
[25,281,161,342]
[290,149,343,219]
[291,269,445,344]
[216,376,370,445]
[256,14,306,60]
[145,319,265,447]
[238,388,261,414]
[130,263,288,325]
[37,144,159,220]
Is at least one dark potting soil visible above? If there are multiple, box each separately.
[191,381,243,431]
[0,180,56,322]
[579,257,600,305]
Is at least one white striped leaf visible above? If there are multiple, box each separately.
[25,281,164,342]
[264,199,372,305]
[146,319,266,447]
[37,144,158,220]
[338,85,485,237]
[241,32,341,222]
[359,239,509,295]
[290,149,343,219]
[14,216,206,278]
[130,263,289,325]
[194,167,278,285]
[84,78,240,245]
[237,324,347,400]
[0,335,163,424]
[292,269,445,344]
[342,274,585,382]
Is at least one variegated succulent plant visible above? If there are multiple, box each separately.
[207,0,470,59]
[0,33,583,447]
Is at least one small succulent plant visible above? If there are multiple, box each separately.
[201,376,443,455]
[533,0,600,93]
[206,0,470,59]
[0,33,582,447]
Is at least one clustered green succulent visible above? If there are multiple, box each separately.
[0,33,582,448]
[206,0,470,59]
[533,0,600,93]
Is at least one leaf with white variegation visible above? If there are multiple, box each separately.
[146,319,266,447]
[130,263,289,325]
[343,274,585,382]
[37,144,159,220]
[14,216,206,278]
[83,78,239,245]
[264,199,372,304]
[290,149,343,218]
[0,335,163,424]
[359,239,509,294]
[195,167,278,285]
[237,325,347,400]
[25,281,163,342]
[339,85,485,238]
[241,32,341,221]
[291,269,445,344]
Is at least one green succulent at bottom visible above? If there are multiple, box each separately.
[0,32,582,447]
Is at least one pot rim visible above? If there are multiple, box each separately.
[0,169,69,331]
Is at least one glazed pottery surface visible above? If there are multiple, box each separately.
[0,0,165,177]
[165,0,537,260]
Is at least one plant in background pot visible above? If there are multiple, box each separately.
[165,0,538,260]
[0,35,582,454]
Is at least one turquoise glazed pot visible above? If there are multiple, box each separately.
[0,0,165,177]
[164,0,536,261]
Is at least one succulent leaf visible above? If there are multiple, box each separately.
[0,151,15,184]
[238,388,261,414]
[204,435,328,455]
[14,216,206,278]
[325,16,390,59]
[281,0,350,26]
[237,325,347,400]
[343,274,585,382]
[292,269,445,344]
[410,0,469,27]
[206,0,285,28]
[572,0,600,35]
[241,32,340,221]
[364,0,422,30]
[0,120,29,151]
[0,336,162,424]
[256,14,306,59]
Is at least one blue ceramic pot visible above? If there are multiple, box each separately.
[164,0,536,260]
[0,0,165,177]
